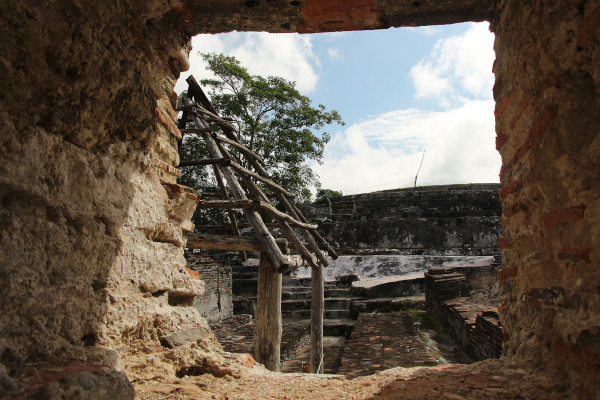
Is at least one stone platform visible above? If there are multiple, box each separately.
[338,312,438,378]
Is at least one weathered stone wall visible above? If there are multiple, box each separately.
[186,254,233,322]
[424,264,502,361]
[301,184,502,256]
[0,1,215,396]
[491,0,600,394]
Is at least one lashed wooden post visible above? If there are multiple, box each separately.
[311,265,324,374]
[254,252,282,371]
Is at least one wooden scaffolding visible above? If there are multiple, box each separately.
[178,76,337,373]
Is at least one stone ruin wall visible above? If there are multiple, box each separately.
[186,253,233,322]
[0,0,599,397]
[492,0,600,389]
[0,1,214,393]
[301,184,502,256]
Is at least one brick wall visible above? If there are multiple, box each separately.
[425,265,502,361]
[186,253,233,322]
[492,0,600,393]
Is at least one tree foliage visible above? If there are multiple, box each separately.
[179,53,344,226]
[315,188,343,203]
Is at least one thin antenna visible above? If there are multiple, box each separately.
[414,149,426,188]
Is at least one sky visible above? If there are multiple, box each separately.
[175,22,500,196]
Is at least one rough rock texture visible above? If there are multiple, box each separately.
[300,184,502,256]
[177,0,495,34]
[0,1,212,397]
[491,0,600,396]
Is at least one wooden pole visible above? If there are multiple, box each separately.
[212,164,246,262]
[311,265,324,374]
[254,252,282,371]
[180,92,289,271]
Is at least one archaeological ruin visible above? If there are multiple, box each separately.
[1,0,599,399]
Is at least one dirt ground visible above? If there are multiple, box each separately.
[132,357,571,400]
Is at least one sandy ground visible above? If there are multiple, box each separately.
[132,358,571,400]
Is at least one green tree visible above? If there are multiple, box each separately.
[315,188,343,203]
[179,53,344,213]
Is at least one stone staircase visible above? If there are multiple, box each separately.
[232,267,356,335]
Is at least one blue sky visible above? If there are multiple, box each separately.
[175,23,500,195]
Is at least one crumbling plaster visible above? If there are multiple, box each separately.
[1,0,599,398]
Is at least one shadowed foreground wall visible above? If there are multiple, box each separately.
[0,2,212,397]
[492,0,600,390]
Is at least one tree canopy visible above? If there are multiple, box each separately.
[179,53,344,225]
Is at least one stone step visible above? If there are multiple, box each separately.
[282,291,310,301]
[282,286,311,293]
[232,272,257,280]
[281,298,353,312]
[288,309,350,320]
[232,279,258,295]
[351,296,426,318]
[325,288,352,297]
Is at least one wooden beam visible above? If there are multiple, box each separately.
[311,265,324,374]
[244,155,331,267]
[252,199,318,230]
[228,161,294,198]
[213,133,266,166]
[254,252,282,371]
[186,233,288,252]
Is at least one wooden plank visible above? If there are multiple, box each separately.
[311,264,324,374]
[180,92,290,271]
[254,252,282,372]
[186,233,288,252]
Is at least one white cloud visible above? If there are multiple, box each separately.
[409,22,495,107]
[314,100,500,195]
[175,32,319,94]
[328,48,343,62]
[404,26,442,36]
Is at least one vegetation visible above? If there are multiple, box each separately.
[179,53,344,227]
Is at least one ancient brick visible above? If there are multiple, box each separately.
[542,204,586,229]
[509,95,532,129]
[577,2,600,46]
[558,248,592,262]
[498,265,518,281]
[497,236,511,249]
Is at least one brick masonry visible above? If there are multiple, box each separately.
[425,261,502,361]
[186,253,233,322]
[338,312,438,378]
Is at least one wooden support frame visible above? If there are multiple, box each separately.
[180,92,290,271]
[186,233,288,252]
[178,76,339,374]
